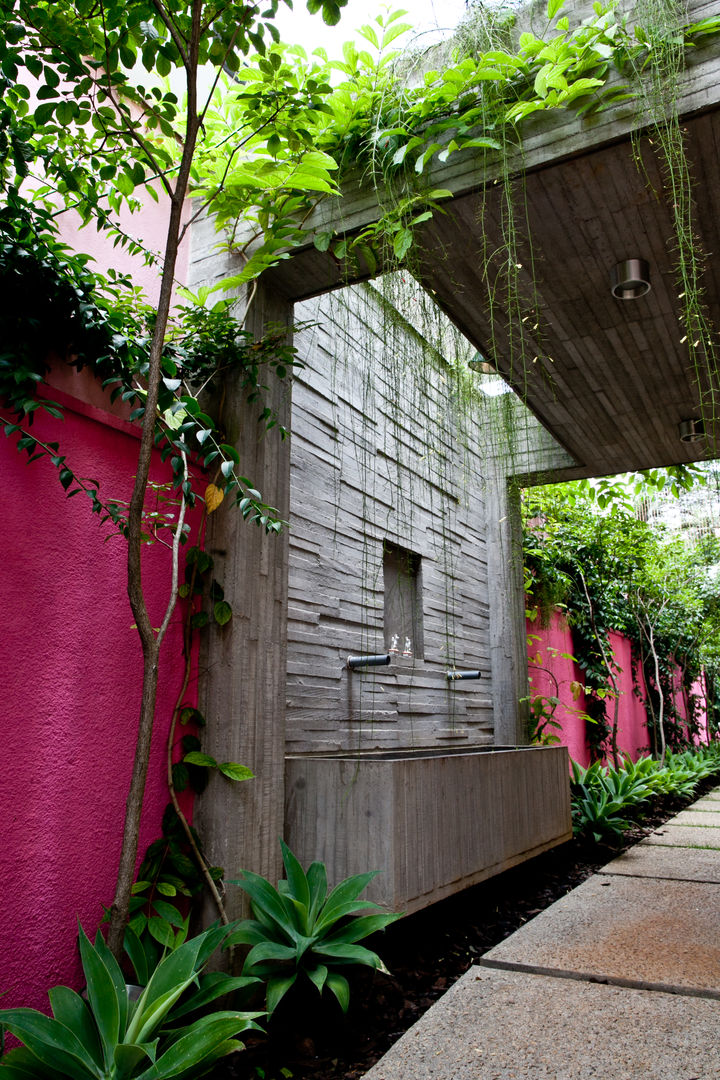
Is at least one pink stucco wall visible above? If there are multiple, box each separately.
[56,190,191,308]
[528,610,706,767]
[2,381,196,1012]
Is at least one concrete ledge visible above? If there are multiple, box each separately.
[362,967,720,1080]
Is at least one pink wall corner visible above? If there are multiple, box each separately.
[2,391,197,1012]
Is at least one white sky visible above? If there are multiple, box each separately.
[273,0,469,56]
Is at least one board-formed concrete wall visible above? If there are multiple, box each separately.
[285,283,499,755]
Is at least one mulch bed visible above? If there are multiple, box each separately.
[212,780,718,1080]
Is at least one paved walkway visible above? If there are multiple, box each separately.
[364,787,720,1080]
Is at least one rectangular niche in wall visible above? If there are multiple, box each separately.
[383,541,423,660]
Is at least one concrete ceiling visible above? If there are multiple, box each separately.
[411,108,720,478]
[264,8,720,481]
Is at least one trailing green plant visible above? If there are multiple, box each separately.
[0,923,262,1079]
[631,0,720,442]
[224,841,401,1016]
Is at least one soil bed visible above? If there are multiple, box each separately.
[213,781,717,1080]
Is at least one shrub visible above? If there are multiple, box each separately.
[225,841,401,1016]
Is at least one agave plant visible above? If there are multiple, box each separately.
[225,841,401,1015]
[0,923,262,1079]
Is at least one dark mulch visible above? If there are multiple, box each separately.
[212,780,718,1080]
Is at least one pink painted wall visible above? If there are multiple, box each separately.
[2,379,196,1012]
[527,610,704,767]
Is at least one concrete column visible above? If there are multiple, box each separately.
[194,282,293,919]
[485,470,528,746]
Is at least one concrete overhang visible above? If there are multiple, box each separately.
[262,0,720,481]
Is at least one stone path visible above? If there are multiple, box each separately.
[363,787,720,1080]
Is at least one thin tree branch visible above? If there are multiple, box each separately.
[151,0,190,69]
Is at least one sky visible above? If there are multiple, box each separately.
[273,0,470,57]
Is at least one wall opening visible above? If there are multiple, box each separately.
[383,540,423,660]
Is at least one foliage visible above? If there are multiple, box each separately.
[0,923,262,1079]
[225,841,401,1016]
[570,745,720,842]
[523,472,720,760]
[0,199,302,533]
[119,805,226,980]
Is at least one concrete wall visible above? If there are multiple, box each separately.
[285,284,496,754]
[2,375,195,1011]
[286,746,573,913]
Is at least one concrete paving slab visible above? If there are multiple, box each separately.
[671,810,720,827]
[641,825,720,849]
[363,967,720,1080]
[602,843,720,882]
[696,793,720,803]
[480,874,720,993]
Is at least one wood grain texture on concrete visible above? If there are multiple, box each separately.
[286,286,499,756]
[285,746,571,912]
[362,967,720,1080]
[480,873,720,994]
[195,283,293,914]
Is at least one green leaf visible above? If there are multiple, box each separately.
[313,231,333,252]
[265,974,297,1016]
[184,751,218,768]
[77,925,122,1067]
[0,1008,98,1079]
[547,0,564,18]
[325,972,350,1012]
[392,228,413,260]
[168,973,260,1019]
[123,922,150,986]
[280,839,310,915]
[213,600,233,626]
[306,964,328,995]
[134,1014,262,1079]
[147,916,176,947]
[151,898,185,927]
[217,761,255,782]
[47,987,102,1069]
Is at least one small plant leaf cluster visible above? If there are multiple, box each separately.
[225,841,401,1016]
[571,745,720,843]
[0,924,262,1080]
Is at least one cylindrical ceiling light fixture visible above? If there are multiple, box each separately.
[610,259,651,300]
[678,418,705,443]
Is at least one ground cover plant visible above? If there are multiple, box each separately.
[0,924,262,1079]
[225,842,401,1017]
[570,744,720,842]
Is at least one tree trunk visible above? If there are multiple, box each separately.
[105,17,203,957]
